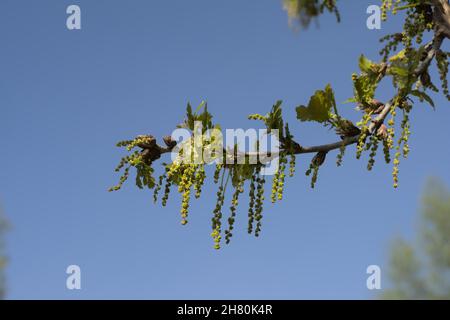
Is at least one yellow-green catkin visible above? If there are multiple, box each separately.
[109,166,131,192]
[356,114,372,159]
[211,185,225,249]
[114,155,130,172]
[213,164,223,184]
[387,106,397,149]
[153,173,165,203]
[211,170,227,249]
[400,111,411,158]
[109,151,141,192]
[310,166,320,189]
[289,153,296,177]
[306,152,326,189]
[277,154,287,201]
[115,140,134,148]
[271,168,280,203]
[367,136,380,171]
[387,126,395,149]
[393,147,401,188]
[436,50,450,100]
[194,165,206,198]
[336,144,346,167]
[225,178,244,244]
[392,109,411,188]
[161,178,172,207]
[179,164,196,225]
[381,0,392,21]
[382,138,392,164]
[247,171,257,234]
[125,135,153,152]
[211,225,222,250]
[254,176,265,237]
[248,114,266,122]
[392,0,402,15]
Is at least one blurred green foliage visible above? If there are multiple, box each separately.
[0,208,7,300]
[282,0,340,28]
[381,179,450,299]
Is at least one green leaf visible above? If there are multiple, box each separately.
[324,84,338,115]
[388,47,426,91]
[343,97,357,104]
[359,55,374,74]
[352,74,378,106]
[136,173,143,189]
[389,66,409,77]
[266,100,283,131]
[195,100,206,113]
[389,49,406,62]
[186,103,195,130]
[200,103,213,131]
[296,85,336,123]
[410,90,435,109]
[185,101,215,131]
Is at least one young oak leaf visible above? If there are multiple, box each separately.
[296,84,335,123]
[359,54,375,74]
[410,90,435,109]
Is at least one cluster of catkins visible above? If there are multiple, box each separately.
[148,143,301,249]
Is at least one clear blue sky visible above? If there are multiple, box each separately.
[1,0,449,299]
